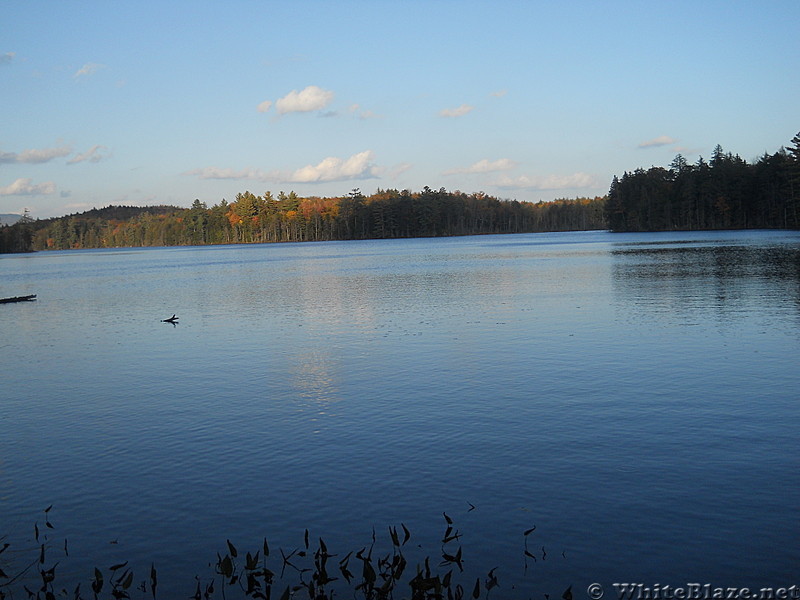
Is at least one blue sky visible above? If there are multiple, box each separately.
[2,1,798,218]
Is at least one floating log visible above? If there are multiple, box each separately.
[0,294,37,304]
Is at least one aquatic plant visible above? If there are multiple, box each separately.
[0,506,570,600]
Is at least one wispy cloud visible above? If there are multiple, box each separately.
[348,104,380,120]
[267,85,335,115]
[256,100,273,113]
[67,145,109,164]
[74,63,105,79]
[443,158,517,176]
[638,135,676,149]
[495,172,598,190]
[185,166,264,180]
[388,162,412,179]
[1,52,15,66]
[0,146,72,164]
[491,89,507,98]
[0,178,56,196]
[439,104,474,118]
[185,150,379,184]
[65,202,92,211]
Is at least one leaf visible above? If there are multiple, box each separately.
[220,555,233,578]
[44,504,53,513]
[304,529,309,550]
[486,567,499,591]
[524,526,536,536]
[122,571,134,590]
[442,570,452,587]
[149,563,158,599]
[226,539,238,558]
[92,568,104,594]
[0,567,7,579]
[0,542,9,555]
[35,523,40,542]
[279,585,291,600]
[472,577,481,599]
[110,561,128,571]
[363,559,376,585]
[263,537,270,557]
[245,551,259,571]
[389,526,400,547]
[41,565,56,584]
[443,512,453,525]
[401,523,411,545]
[563,585,573,600]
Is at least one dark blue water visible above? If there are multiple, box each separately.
[1,230,798,597]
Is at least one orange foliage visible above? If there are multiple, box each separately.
[299,196,340,220]
[227,211,243,226]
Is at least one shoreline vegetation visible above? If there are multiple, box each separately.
[0,507,568,600]
[1,190,607,254]
[1,132,798,254]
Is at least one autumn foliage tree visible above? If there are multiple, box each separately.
[16,190,608,252]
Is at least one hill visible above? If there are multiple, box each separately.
[0,213,21,226]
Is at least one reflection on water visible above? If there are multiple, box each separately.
[0,230,799,596]
[611,234,800,328]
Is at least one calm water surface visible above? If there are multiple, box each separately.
[1,230,799,596]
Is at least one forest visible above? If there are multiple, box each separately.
[2,132,798,253]
[0,189,606,252]
[605,132,800,231]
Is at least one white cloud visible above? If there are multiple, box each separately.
[284,150,377,183]
[0,146,72,164]
[491,89,507,98]
[1,52,15,66]
[495,172,598,190]
[67,145,109,164]
[443,158,517,175]
[257,100,273,113]
[439,104,474,118]
[185,151,379,184]
[638,135,676,149]
[0,178,57,196]
[275,85,334,115]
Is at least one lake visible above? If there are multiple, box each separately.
[1,230,799,598]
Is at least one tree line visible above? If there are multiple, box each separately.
[605,132,800,231]
[1,189,607,252]
[3,132,799,253]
